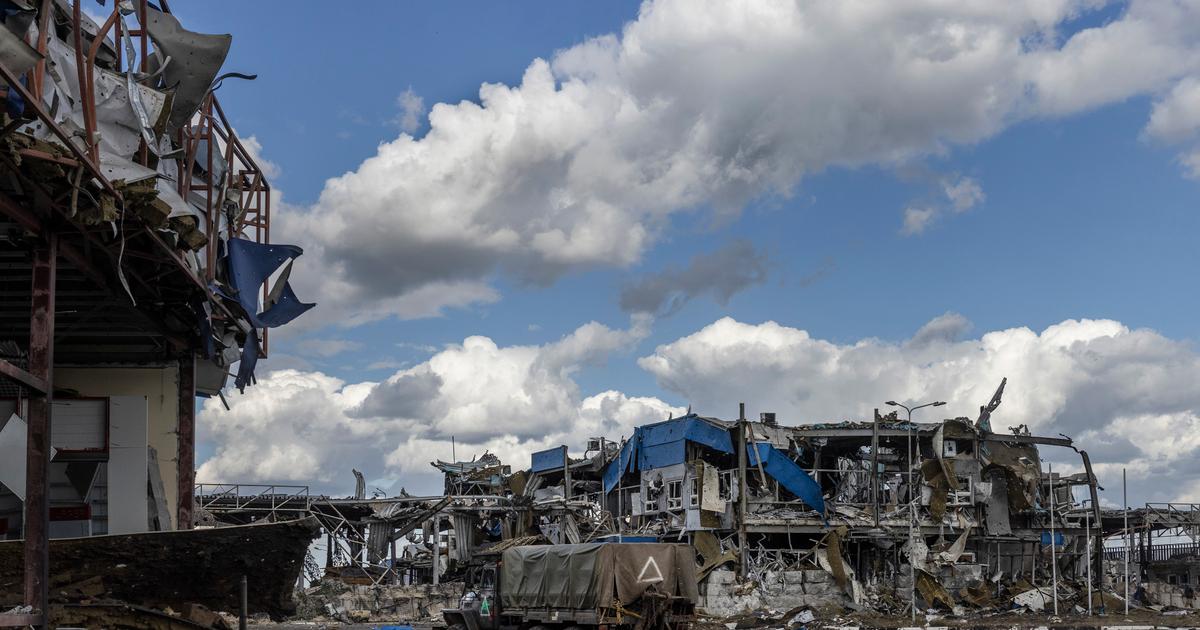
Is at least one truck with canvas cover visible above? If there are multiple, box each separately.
[442,543,697,630]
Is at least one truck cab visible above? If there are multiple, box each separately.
[443,562,499,630]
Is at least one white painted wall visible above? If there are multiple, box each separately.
[54,366,180,528]
[107,396,148,534]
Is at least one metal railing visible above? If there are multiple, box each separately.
[194,483,311,514]
[1104,542,1200,563]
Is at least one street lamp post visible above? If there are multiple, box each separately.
[885,399,946,622]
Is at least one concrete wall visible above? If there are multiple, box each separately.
[54,365,180,529]
[698,568,849,616]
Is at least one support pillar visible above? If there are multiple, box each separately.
[736,402,748,579]
[24,235,55,626]
[176,354,196,529]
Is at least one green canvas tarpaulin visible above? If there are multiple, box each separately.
[500,544,698,610]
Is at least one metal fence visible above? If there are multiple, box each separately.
[1104,542,1200,562]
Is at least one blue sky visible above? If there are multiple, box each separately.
[191,1,1200,502]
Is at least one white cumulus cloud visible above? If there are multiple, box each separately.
[638,315,1200,502]
[276,0,1200,323]
[197,317,675,494]
[203,312,1200,504]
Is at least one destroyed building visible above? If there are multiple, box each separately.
[190,379,1155,621]
[0,1,312,626]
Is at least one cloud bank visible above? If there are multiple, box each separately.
[619,240,769,316]
[278,0,1200,324]
[201,313,1200,504]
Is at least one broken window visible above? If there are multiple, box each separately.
[719,470,734,501]
[667,480,683,510]
[688,476,699,507]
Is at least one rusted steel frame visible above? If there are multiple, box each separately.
[0,58,118,199]
[211,97,264,171]
[30,0,52,97]
[23,233,55,626]
[177,354,196,530]
[0,188,190,350]
[262,181,271,355]
[0,191,105,291]
[18,148,80,167]
[217,123,236,242]
[138,1,148,73]
[0,160,154,297]
[0,358,48,394]
[82,5,119,164]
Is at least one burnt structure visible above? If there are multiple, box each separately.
[0,2,309,627]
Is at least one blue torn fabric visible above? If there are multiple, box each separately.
[234,328,259,393]
[748,442,826,516]
[225,237,315,329]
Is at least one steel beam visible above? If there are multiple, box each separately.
[23,234,55,627]
[177,354,196,530]
[0,359,47,394]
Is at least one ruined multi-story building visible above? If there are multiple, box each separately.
[346,381,1104,614]
[0,2,309,625]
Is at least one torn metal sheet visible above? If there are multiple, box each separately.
[984,470,1013,535]
[51,0,118,66]
[747,441,825,514]
[0,412,26,500]
[142,5,231,132]
[935,526,972,564]
[903,533,930,573]
[1,1,36,39]
[225,237,314,329]
[914,568,955,610]
[0,16,41,75]
[92,67,167,159]
[1011,586,1054,612]
[117,13,158,153]
[99,152,157,184]
[234,327,259,393]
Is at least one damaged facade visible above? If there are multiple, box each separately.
[0,1,311,626]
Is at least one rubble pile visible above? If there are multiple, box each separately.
[294,580,462,624]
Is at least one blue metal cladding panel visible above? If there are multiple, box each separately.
[681,418,734,454]
[603,438,636,492]
[602,415,736,493]
[531,446,568,473]
[639,416,733,453]
[748,443,826,514]
[638,440,687,471]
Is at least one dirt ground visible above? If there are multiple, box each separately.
[694,605,1200,629]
